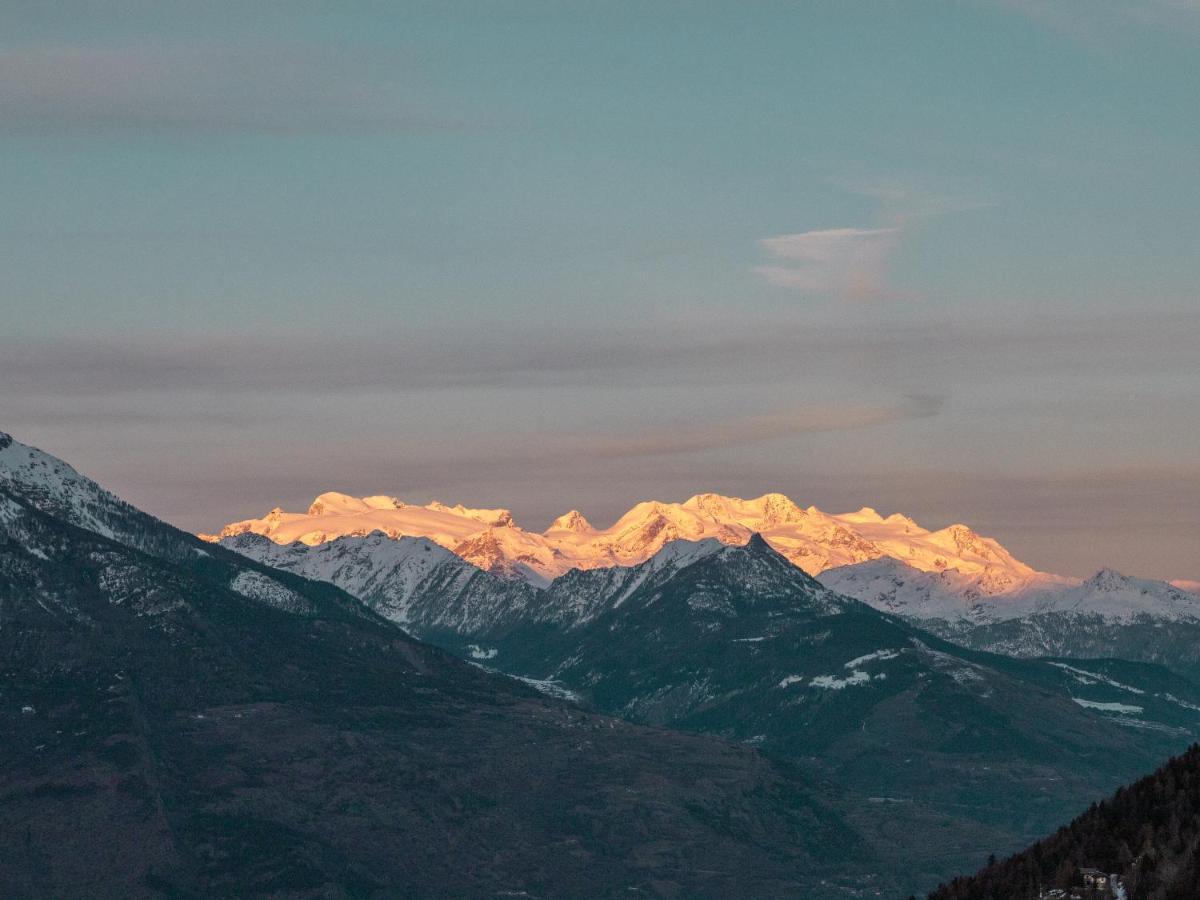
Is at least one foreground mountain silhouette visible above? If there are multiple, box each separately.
[225,528,1200,894]
[0,431,874,898]
[930,743,1200,899]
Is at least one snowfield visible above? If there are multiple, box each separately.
[203,490,1042,588]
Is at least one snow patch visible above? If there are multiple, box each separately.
[810,670,876,690]
[229,570,308,613]
[844,649,898,669]
[1161,693,1200,712]
[512,675,581,703]
[1049,662,1145,695]
[1073,698,1144,714]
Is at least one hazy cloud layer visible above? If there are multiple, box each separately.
[3,311,1192,396]
[985,0,1200,46]
[580,397,944,457]
[0,44,464,134]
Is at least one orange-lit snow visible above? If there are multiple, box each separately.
[202,490,1046,589]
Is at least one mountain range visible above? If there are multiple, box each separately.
[7,430,1199,897]
[209,490,1200,678]
[216,506,1200,892]
[203,490,1057,590]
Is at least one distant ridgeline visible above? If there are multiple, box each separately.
[929,743,1200,900]
[207,490,1200,682]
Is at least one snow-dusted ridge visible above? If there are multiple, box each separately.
[0,429,125,541]
[0,432,362,618]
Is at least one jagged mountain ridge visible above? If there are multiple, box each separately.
[462,543,1200,894]
[221,530,729,639]
[820,557,1200,626]
[204,488,1052,590]
[219,512,1200,682]
[417,535,1200,764]
[820,557,1200,679]
[0,429,888,898]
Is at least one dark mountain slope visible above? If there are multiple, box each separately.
[930,743,1200,900]
[470,536,1189,779]
[0,433,871,899]
[414,537,1199,894]
[227,523,1200,895]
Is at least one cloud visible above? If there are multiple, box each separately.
[568,395,944,459]
[755,179,993,299]
[0,44,465,134]
[754,227,899,300]
[983,0,1200,46]
[0,310,1195,398]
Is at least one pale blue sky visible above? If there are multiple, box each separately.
[2,1,1197,578]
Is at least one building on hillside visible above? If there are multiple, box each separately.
[1079,868,1108,891]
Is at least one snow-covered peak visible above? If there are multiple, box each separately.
[822,554,1200,627]
[307,492,398,517]
[818,556,1071,623]
[546,509,594,534]
[1030,568,1200,623]
[756,493,810,526]
[426,501,514,528]
[218,529,496,625]
[1085,567,1133,592]
[837,506,886,525]
[644,536,727,569]
[0,430,125,540]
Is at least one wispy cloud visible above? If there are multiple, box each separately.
[755,227,899,300]
[755,179,991,299]
[0,44,465,134]
[574,395,944,459]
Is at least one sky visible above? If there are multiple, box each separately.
[2,0,1198,580]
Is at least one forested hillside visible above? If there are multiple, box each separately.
[931,744,1200,900]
